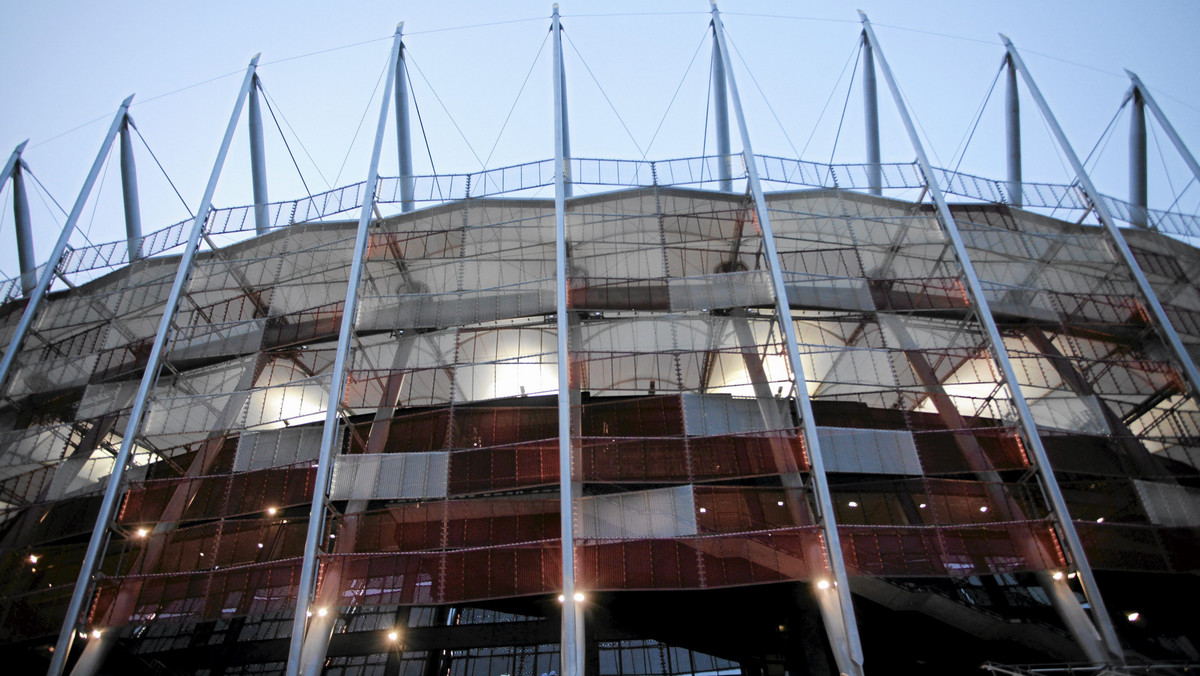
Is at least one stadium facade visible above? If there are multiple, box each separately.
[1,6,1198,676]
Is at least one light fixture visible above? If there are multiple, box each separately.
[557,594,565,603]
[1052,571,1064,581]
[91,629,102,639]
[136,528,148,538]
[317,607,328,617]
[918,503,927,509]
[306,610,313,618]
[387,630,399,641]
[28,554,37,564]
[979,506,988,513]
[698,507,706,513]
[817,580,831,590]
[573,592,585,603]
[848,501,859,508]
[267,507,277,516]
[77,632,87,640]
[1096,517,1105,523]
[257,543,264,549]
[1067,572,1077,579]
[1126,612,1140,622]
[777,501,785,507]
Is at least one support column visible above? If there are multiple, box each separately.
[862,35,882,196]
[1126,70,1200,189]
[11,158,36,295]
[1005,55,1022,208]
[862,16,1123,663]
[0,99,132,399]
[551,5,583,676]
[286,27,403,676]
[47,57,260,676]
[395,23,415,212]
[249,74,270,234]
[119,117,144,261]
[710,23,732,192]
[1129,87,1148,228]
[711,4,865,675]
[553,5,572,198]
[1004,40,1200,413]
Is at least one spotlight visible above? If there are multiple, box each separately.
[267,507,277,516]
[136,528,148,538]
[573,592,585,603]
[817,580,831,590]
[387,630,399,641]
[1052,571,1064,581]
[317,608,328,617]
[848,501,858,508]
[1126,612,1140,622]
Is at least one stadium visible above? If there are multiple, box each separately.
[1,5,1198,676]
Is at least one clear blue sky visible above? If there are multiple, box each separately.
[2,0,1199,281]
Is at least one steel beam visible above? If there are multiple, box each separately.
[248,74,270,234]
[862,35,882,196]
[286,27,404,676]
[863,16,1123,662]
[1126,70,1200,188]
[119,117,144,261]
[395,23,415,212]
[47,56,261,676]
[551,5,583,676]
[1005,55,1022,208]
[710,23,732,191]
[711,4,864,674]
[1004,39,1200,412]
[0,99,131,400]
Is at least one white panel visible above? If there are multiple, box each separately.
[329,452,449,500]
[817,426,923,475]
[1134,479,1200,527]
[234,426,325,472]
[578,485,697,539]
[682,393,789,436]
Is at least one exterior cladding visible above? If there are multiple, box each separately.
[1,180,1199,671]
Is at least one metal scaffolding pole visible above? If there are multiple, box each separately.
[1126,70,1200,188]
[862,15,1123,662]
[47,57,261,676]
[119,117,144,261]
[710,22,732,192]
[1129,87,1148,228]
[248,73,270,234]
[286,26,404,676]
[551,5,584,676]
[395,23,415,212]
[862,34,882,196]
[710,4,865,674]
[0,99,132,399]
[1004,37,1200,409]
[1005,55,1022,208]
